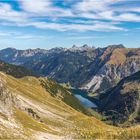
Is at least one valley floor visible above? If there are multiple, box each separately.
[0,72,140,140]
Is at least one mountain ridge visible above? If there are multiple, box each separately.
[99,71,140,126]
[0,44,140,93]
[0,60,36,78]
[0,51,140,139]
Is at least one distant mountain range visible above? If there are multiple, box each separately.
[0,44,140,93]
[0,46,140,138]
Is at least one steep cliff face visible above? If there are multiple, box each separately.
[0,45,140,93]
[99,71,140,125]
[24,51,94,86]
[82,47,140,93]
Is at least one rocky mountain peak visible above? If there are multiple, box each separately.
[82,44,89,48]
[107,44,125,49]
[47,47,66,54]
[70,44,94,52]
[0,45,139,94]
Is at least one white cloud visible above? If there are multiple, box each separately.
[74,0,140,22]
[96,11,140,22]
[0,0,140,32]
[0,3,27,22]
[20,0,51,13]
[116,13,140,22]
[15,35,46,39]
[74,0,111,12]
[18,21,124,31]
[20,0,73,17]
[0,18,125,32]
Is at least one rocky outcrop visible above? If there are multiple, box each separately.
[0,77,15,116]
[82,47,140,93]
[0,76,23,116]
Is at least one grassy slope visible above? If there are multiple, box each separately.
[0,60,35,78]
[100,71,140,126]
[0,72,140,139]
[39,78,92,116]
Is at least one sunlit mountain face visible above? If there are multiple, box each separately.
[0,45,140,93]
[0,0,140,49]
[0,0,140,140]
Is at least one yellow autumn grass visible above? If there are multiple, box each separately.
[0,71,140,139]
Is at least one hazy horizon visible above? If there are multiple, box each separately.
[0,43,140,50]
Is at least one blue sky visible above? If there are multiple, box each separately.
[0,0,140,49]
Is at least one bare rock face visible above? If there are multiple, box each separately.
[0,45,140,93]
[82,47,140,93]
[0,76,21,116]
[0,76,38,119]
[0,78,13,116]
